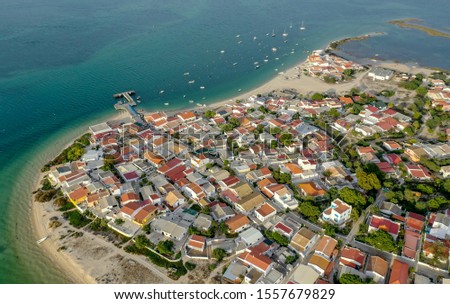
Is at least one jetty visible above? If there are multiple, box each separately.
[113,91,145,125]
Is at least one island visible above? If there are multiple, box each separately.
[32,40,450,284]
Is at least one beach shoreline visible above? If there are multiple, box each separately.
[29,34,437,284]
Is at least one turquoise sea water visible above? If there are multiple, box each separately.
[0,0,449,283]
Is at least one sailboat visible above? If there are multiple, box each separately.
[271,29,276,37]
[300,21,306,31]
[282,28,288,37]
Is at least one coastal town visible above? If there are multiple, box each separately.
[35,53,450,284]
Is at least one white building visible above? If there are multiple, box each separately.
[321,198,352,227]
[368,67,394,81]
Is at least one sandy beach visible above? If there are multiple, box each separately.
[29,46,437,284]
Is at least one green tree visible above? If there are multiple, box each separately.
[157,240,174,256]
[311,93,324,101]
[328,108,341,118]
[279,133,293,146]
[204,110,216,118]
[356,168,381,191]
[135,235,151,249]
[285,255,299,264]
[364,230,396,252]
[67,144,85,161]
[416,86,428,97]
[212,248,227,262]
[265,230,289,246]
[298,202,321,220]
[339,187,367,209]
[343,69,354,77]
[339,274,366,284]
[443,179,450,193]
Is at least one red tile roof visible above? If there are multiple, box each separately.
[369,215,400,236]
[274,222,293,235]
[389,260,409,284]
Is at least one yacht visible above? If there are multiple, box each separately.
[272,47,277,52]
[233,62,238,66]
[200,86,205,90]
[188,80,195,84]
[220,50,225,54]
[183,72,190,76]
[300,21,306,31]
[164,102,169,106]
[159,90,165,94]
[189,100,194,103]
[282,29,288,37]
[271,29,276,37]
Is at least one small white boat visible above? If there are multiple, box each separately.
[255,65,260,69]
[264,59,269,63]
[183,95,186,98]
[159,90,165,94]
[220,50,225,54]
[36,236,48,245]
[238,41,242,44]
[236,34,240,38]
[238,89,242,92]
[164,102,169,106]
[300,21,306,31]
[200,86,205,90]
[197,103,203,107]
[183,72,190,76]
[275,57,279,60]
[272,47,277,52]
[271,29,276,37]
[233,62,238,66]
[189,100,194,103]
[188,80,195,84]
[290,22,293,29]
[254,61,259,65]
[282,29,288,37]
[253,36,257,40]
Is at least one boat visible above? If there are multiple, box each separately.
[36,236,48,245]
[183,72,190,76]
[238,41,242,44]
[282,28,288,37]
[159,90,165,94]
[290,22,293,29]
[275,57,279,60]
[264,59,269,63]
[164,102,169,106]
[200,86,205,90]
[136,96,141,100]
[188,80,195,84]
[183,95,186,98]
[300,21,305,31]
[253,36,257,40]
[271,29,276,37]
[272,47,277,52]
[254,61,259,65]
[197,103,203,107]
[189,100,194,103]
[236,34,240,38]
[233,62,238,66]
[238,89,242,92]
[220,50,225,54]
[255,65,260,69]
